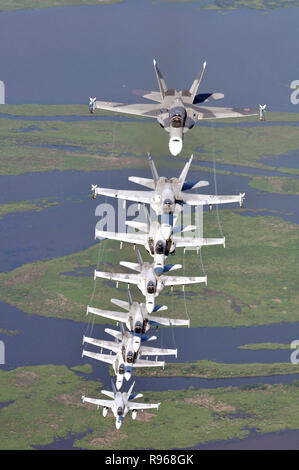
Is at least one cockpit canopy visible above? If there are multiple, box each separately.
[155,240,165,255]
[170,107,186,128]
[117,406,123,416]
[126,351,134,364]
[118,363,125,374]
[147,281,156,294]
[134,321,143,334]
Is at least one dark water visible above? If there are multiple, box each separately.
[191,158,299,179]
[259,150,299,169]
[0,3,299,112]
[188,427,299,450]
[1,301,299,390]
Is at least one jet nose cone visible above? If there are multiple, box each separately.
[169,137,183,156]
[146,300,154,313]
[116,378,123,390]
[125,370,132,381]
[161,225,172,240]
[116,420,122,430]
[154,267,164,276]
[133,337,141,352]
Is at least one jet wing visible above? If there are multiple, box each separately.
[173,237,225,248]
[162,275,207,286]
[95,100,161,118]
[95,230,147,246]
[127,401,160,410]
[191,105,258,120]
[82,397,113,408]
[149,315,190,327]
[183,193,244,206]
[94,270,140,286]
[94,188,154,204]
[87,305,129,324]
[134,359,165,367]
[140,346,177,357]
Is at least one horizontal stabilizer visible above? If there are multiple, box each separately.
[100,390,115,399]
[83,336,119,352]
[132,89,163,103]
[87,305,128,323]
[193,92,224,104]
[128,176,156,189]
[95,229,146,246]
[153,304,168,312]
[110,299,130,311]
[94,270,140,286]
[163,264,182,273]
[125,221,148,232]
[94,187,154,205]
[82,350,115,364]
[104,328,123,341]
[149,315,190,328]
[119,261,141,272]
[182,180,209,191]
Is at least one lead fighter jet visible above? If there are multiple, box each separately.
[91,60,258,155]
[82,381,160,429]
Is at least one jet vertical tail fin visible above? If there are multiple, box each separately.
[189,61,207,103]
[147,153,159,183]
[179,155,193,188]
[153,59,168,100]
[136,247,143,269]
[127,286,133,307]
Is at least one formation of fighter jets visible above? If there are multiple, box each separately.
[89,59,258,155]
[83,60,264,429]
[82,153,246,428]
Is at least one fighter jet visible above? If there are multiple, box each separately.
[91,154,245,218]
[86,287,190,335]
[95,203,225,274]
[82,381,160,429]
[82,327,171,389]
[91,59,258,155]
[94,248,207,313]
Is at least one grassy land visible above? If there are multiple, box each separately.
[0,106,299,180]
[0,210,297,327]
[71,363,93,373]
[248,176,299,195]
[238,342,291,350]
[0,0,122,12]
[132,360,299,378]
[1,364,299,449]
[0,328,19,336]
[0,199,58,219]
